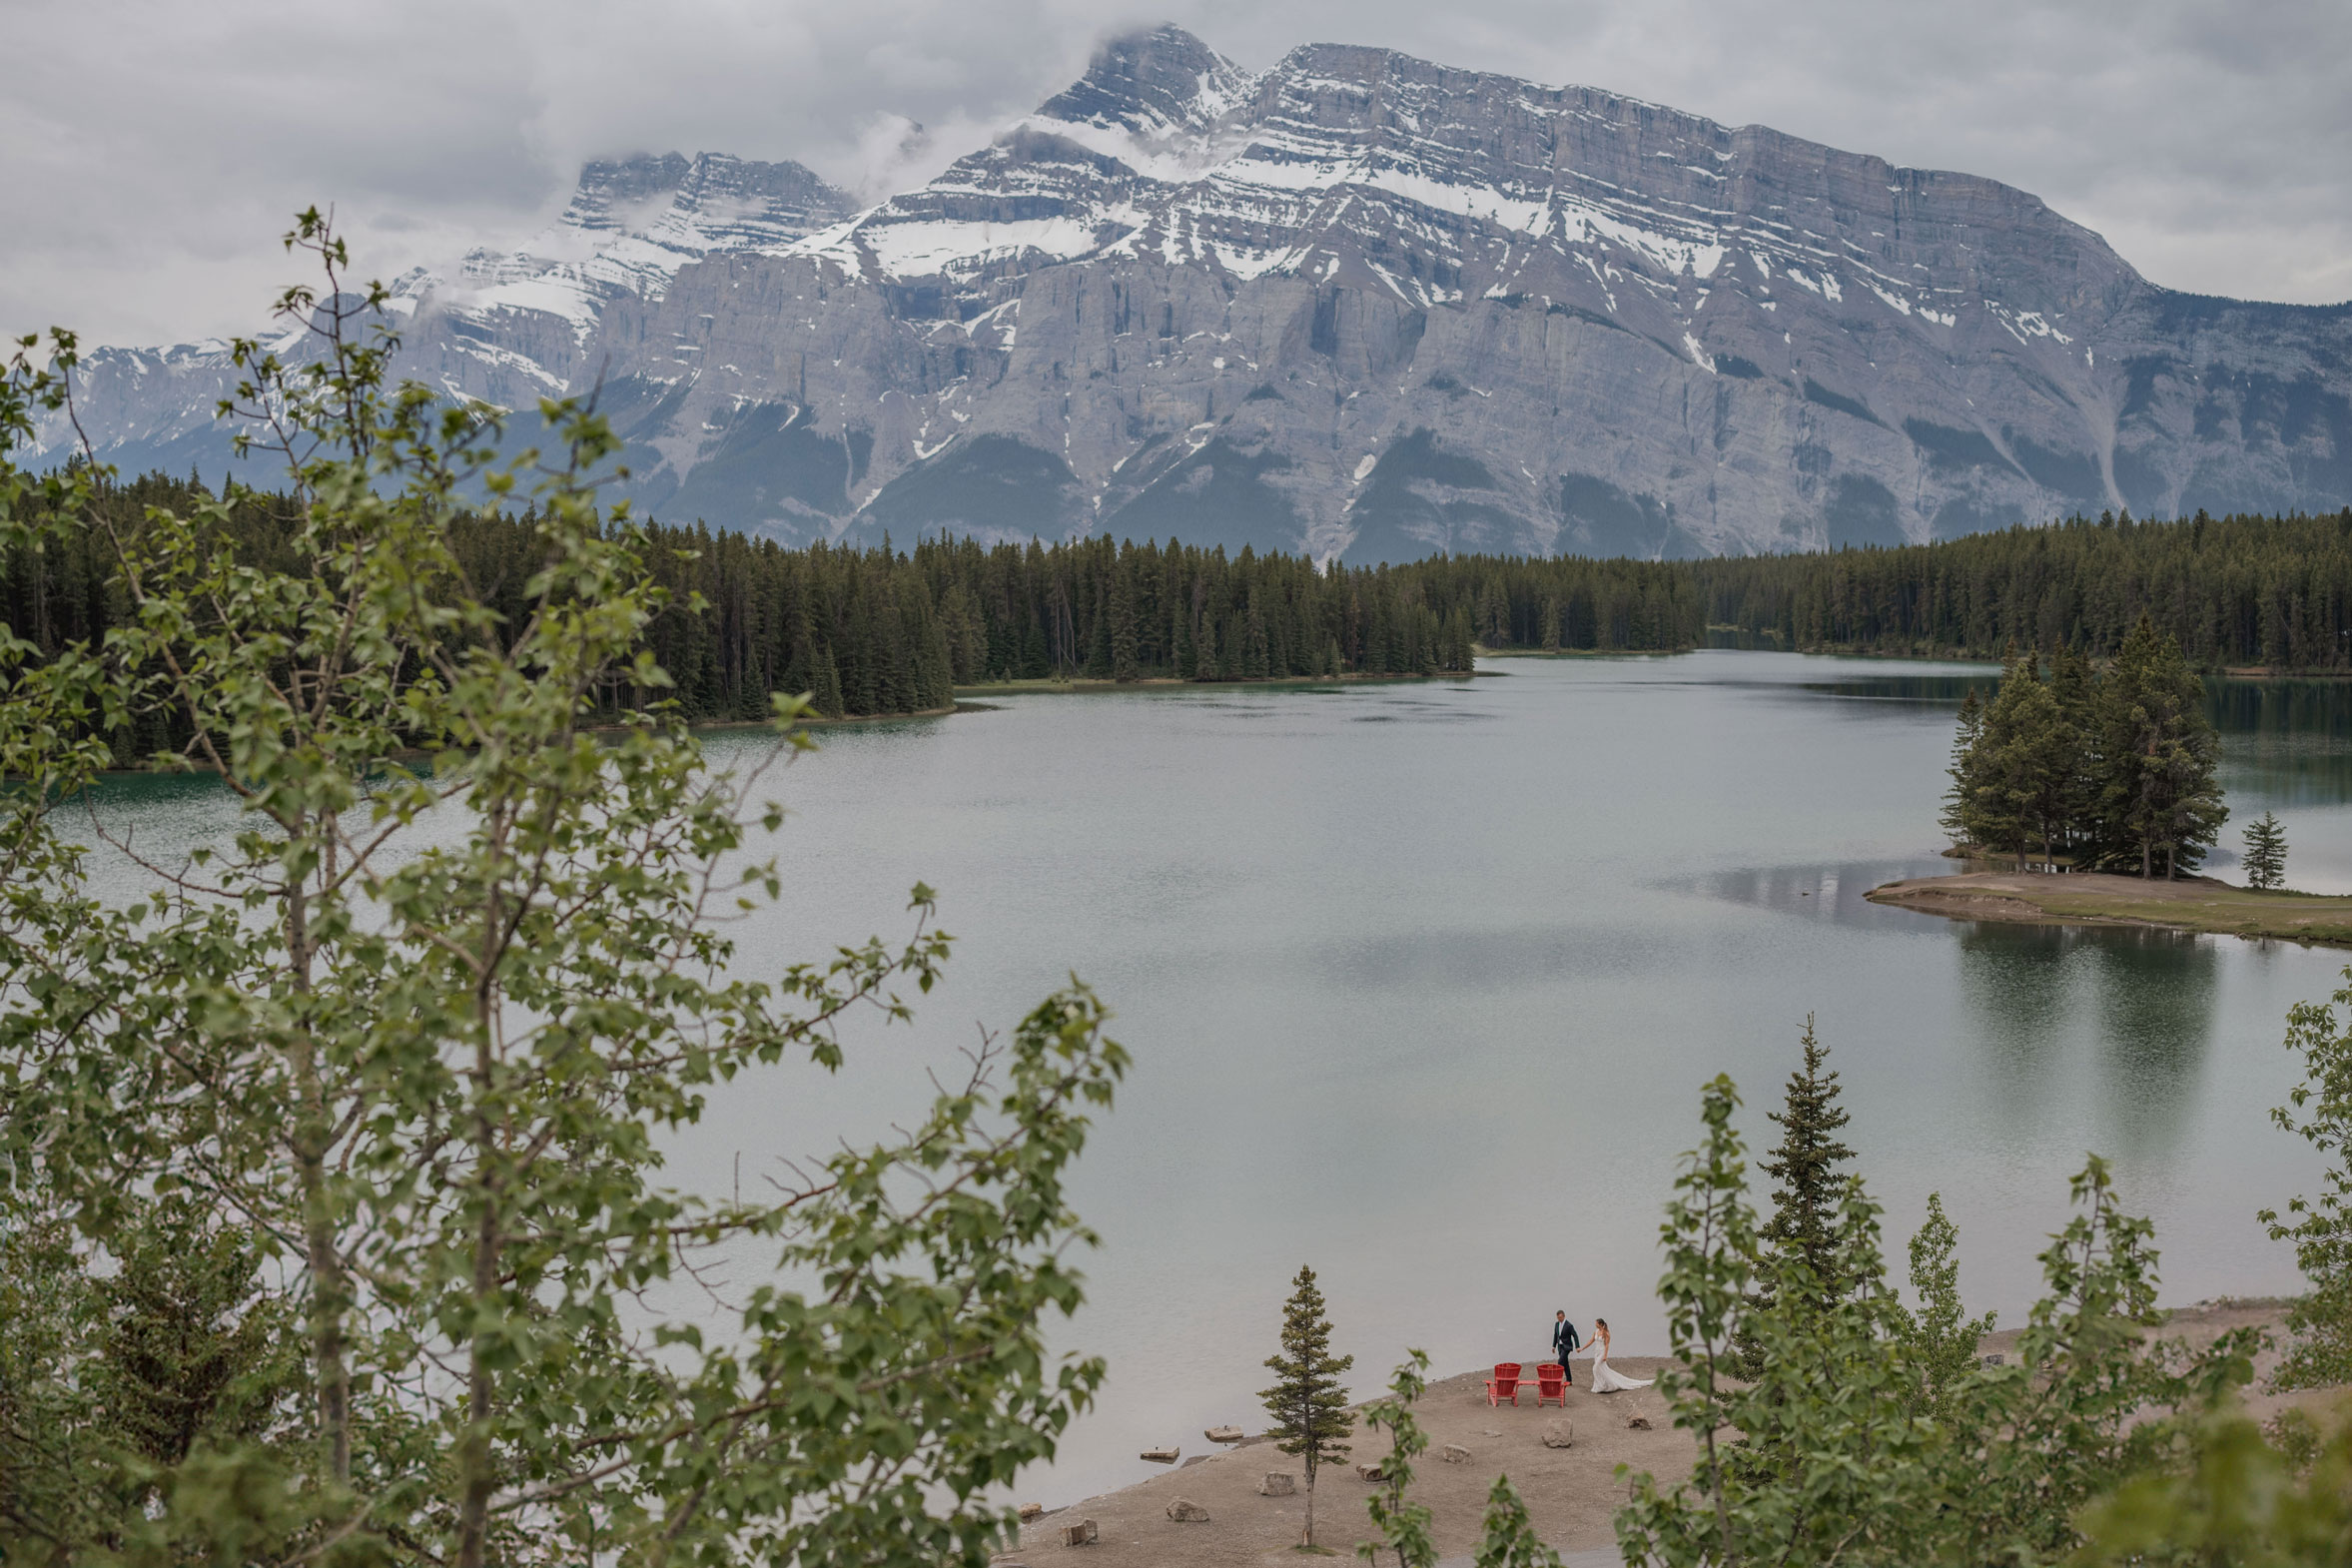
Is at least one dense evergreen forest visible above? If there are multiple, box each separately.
[9,474,2352,734]
[1941,624,2224,878]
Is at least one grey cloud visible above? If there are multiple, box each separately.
[2,0,2344,348]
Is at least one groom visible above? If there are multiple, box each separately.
[1551,1309,1581,1386]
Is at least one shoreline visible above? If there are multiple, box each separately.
[953,669,1480,697]
[1866,869,2352,947]
[1006,1301,2326,1566]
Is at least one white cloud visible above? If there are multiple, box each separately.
[1,0,2344,348]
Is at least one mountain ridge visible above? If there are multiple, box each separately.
[33,25,2352,560]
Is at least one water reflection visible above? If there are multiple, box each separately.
[2086,931,2218,1155]
[1696,859,1967,934]
[1950,922,2217,1153]
[1955,923,2083,1123]
[1796,675,2001,704]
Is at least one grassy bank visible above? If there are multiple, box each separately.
[1866,871,2352,946]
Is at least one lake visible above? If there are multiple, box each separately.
[69,650,2352,1508]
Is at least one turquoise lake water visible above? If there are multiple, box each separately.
[70,650,2352,1506]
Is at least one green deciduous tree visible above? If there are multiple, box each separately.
[2261,969,2352,1389]
[1260,1263,1353,1550]
[1357,1351,1437,1568]
[1889,1192,1994,1424]
[2076,1405,2352,1566]
[2244,810,2289,891]
[1470,1475,1563,1568]
[0,214,1127,1568]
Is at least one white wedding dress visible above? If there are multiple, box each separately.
[1575,1336,1654,1393]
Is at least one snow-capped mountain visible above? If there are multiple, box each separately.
[37,27,2352,559]
[43,152,853,469]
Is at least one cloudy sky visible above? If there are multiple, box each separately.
[4,0,2346,348]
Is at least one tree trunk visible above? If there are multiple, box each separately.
[1302,1464,1316,1548]
[456,887,506,1568]
[284,881,352,1486]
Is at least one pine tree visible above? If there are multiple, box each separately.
[1759,1017,1859,1301]
[2099,614,2225,877]
[1940,689,1986,850]
[90,1199,301,1468]
[2243,810,2288,891]
[1194,615,1220,681]
[1109,560,1140,682]
[1020,614,1050,680]
[1733,1018,1860,1379]
[1259,1264,1353,1549]
[2046,647,2103,867]
[812,642,845,718]
[1971,651,2068,868]
[1083,576,1113,679]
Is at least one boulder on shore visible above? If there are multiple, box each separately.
[1258,1472,1296,1497]
[1140,1445,1179,1463]
[1442,1443,1471,1463]
[1059,1518,1098,1546]
[1353,1460,1387,1482]
[1204,1424,1245,1444]
[1017,1502,1045,1520]
[1167,1497,1211,1523]
[1542,1419,1574,1448]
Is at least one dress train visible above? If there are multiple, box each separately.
[1576,1342,1653,1393]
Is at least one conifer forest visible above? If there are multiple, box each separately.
[1939,617,2226,878]
[9,474,2352,747]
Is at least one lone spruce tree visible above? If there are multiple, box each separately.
[1736,1016,1861,1380]
[1261,1264,1353,1550]
[1762,1017,1859,1294]
[1732,1020,1857,1374]
[2243,810,2288,891]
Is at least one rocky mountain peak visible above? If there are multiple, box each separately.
[1037,24,1253,139]
[37,30,2352,559]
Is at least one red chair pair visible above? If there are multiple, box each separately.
[1486,1361,1570,1406]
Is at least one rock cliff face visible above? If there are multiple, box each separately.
[38,27,2352,559]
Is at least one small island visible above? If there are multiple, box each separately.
[1871,619,2352,946]
[1866,870,2352,946]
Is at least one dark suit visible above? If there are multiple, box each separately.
[1552,1317,1581,1365]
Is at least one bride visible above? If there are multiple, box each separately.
[1571,1317,1654,1393]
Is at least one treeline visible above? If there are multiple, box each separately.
[637,527,1489,719]
[13,477,2352,737]
[1688,506,2352,664]
[1441,506,2352,665]
[1940,618,2224,878]
[0,472,1511,734]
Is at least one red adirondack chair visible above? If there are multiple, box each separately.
[1485,1362,1524,1406]
[1533,1363,1567,1406]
